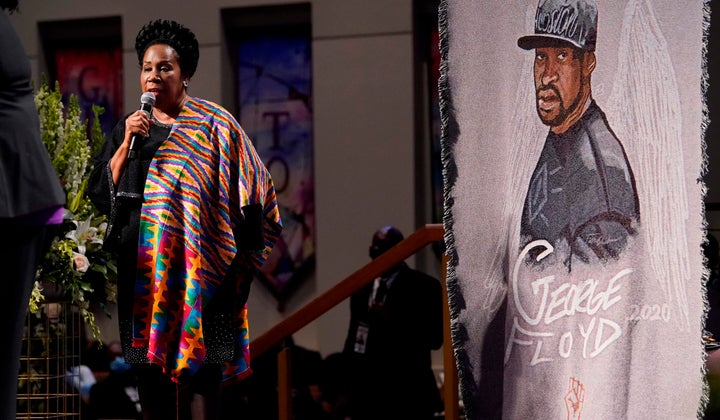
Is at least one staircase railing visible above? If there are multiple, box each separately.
[249,223,460,419]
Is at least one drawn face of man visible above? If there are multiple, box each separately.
[533,46,594,130]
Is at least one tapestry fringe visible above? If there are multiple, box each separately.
[437,0,477,415]
[700,0,712,417]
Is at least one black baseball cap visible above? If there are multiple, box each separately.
[518,0,597,52]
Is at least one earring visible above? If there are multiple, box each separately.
[183,80,189,87]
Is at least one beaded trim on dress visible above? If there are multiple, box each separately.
[151,115,173,128]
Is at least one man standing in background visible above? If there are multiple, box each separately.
[343,226,444,420]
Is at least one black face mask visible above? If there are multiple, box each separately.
[369,245,384,260]
[369,242,395,260]
[369,228,403,259]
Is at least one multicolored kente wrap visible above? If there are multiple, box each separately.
[132,97,282,382]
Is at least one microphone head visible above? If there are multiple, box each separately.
[140,92,156,106]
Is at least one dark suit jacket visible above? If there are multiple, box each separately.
[343,262,444,419]
[0,12,64,218]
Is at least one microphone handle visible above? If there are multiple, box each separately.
[127,104,153,160]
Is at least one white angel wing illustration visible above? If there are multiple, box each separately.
[475,3,547,318]
[604,0,692,327]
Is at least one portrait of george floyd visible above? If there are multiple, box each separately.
[440,0,708,419]
[516,0,640,272]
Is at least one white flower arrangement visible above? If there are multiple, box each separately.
[30,80,117,341]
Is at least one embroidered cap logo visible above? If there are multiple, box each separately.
[517,0,597,52]
[536,5,580,42]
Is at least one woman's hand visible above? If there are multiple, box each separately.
[109,110,152,185]
[123,109,152,150]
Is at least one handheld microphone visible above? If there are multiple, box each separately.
[127,92,156,160]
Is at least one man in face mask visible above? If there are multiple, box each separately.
[342,226,445,420]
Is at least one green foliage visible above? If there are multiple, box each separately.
[31,79,117,342]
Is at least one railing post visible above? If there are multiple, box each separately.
[278,343,293,420]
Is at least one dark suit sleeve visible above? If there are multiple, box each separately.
[423,272,445,350]
[0,13,65,217]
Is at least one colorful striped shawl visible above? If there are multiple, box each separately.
[133,97,282,382]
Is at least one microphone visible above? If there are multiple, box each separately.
[127,92,156,160]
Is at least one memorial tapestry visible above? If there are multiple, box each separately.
[439,0,710,418]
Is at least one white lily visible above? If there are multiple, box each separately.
[65,216,102,254]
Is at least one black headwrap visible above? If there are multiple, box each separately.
[135,19,199,77]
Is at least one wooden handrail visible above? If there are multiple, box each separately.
[249,223,458,420]
[250,223,445,358]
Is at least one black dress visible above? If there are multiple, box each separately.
[88,117,235,419]
[87,116,170,363]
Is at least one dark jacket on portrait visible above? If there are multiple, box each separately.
[521,100,640,268]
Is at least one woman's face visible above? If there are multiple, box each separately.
[140,44,186,112]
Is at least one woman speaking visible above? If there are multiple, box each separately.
[88,19,282,419]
